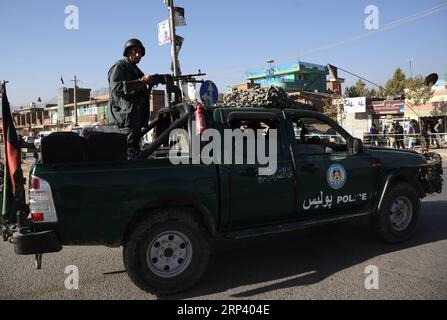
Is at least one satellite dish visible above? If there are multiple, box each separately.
[425,73,439,86]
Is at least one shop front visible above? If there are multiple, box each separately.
[371,99,409,131]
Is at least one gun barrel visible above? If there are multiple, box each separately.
[173,73,207,80]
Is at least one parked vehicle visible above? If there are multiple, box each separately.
[33,131,54,150]
[22,136,35,144]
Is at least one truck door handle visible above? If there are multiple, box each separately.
[301,164,318,173]
[239,167,258,177]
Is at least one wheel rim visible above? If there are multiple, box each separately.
[389,196,413,232]
[146,231,193,278]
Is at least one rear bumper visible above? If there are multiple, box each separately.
[13,230,62,255]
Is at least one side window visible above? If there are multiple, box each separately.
[292,117,348,155]
[228,118,281,160]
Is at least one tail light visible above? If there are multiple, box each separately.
[30,176,58,223]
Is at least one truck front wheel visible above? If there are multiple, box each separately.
[373,183,421,243]
[123,208,210,296]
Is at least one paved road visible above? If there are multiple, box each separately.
[1,158,446,300]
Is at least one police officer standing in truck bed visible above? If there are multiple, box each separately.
[107,39,159,158]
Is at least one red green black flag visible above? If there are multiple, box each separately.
[1,81,25,225]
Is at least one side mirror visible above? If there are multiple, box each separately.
[349,138,363,155]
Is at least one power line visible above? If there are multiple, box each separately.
[208,2,447,78]
[331,65,389,94]
[288,1,447,59]
[333,65,421,118]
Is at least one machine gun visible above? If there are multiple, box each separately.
[139,71,206,139]
[172,71,207,84]
[152,71,207,106]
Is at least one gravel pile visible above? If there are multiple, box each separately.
[222,86,314,110]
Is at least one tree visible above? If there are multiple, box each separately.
[322,96,344,122]
[345,80,370,98]
[430,101,447,117]
[382,68,407,98]
[405,75,434,108]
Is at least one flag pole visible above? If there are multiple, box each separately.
[167,0,180,86]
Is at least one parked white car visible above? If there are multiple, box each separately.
[34,131,54,150]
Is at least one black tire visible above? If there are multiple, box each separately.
[123,208,210,296]
[372,183,420,243]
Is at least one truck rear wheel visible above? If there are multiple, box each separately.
[123,208,210,296]
[373,183,420,243]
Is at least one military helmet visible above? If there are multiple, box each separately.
[123,38,146,57]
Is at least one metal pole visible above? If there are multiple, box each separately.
[409,59,413,79]
[71,76,78,126]
[168,0,180,86]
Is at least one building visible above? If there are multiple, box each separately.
[150,90,166,121]
[12,104,55,137]
[245,60,329,93]
[3,86,167,139]
[63,95,109,126]
[57,87,92,125]
[58,87,165,126]
[326,65,345,96]
[229,82,260,93]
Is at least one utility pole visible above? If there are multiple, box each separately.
[267,59,275,79]
[408,58,414,79]
[70,75,79,126]
[166,0,180,85]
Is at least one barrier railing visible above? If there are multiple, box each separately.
[363,132,447,149]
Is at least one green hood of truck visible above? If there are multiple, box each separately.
[364,146,426,168]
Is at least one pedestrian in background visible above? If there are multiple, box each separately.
[427,121,436,148]
[420,121,430,152]
[395,121,405,149]
[388,123,396,148]
[407,120,417,149]
[434,119,444,149]
[369,123,379,146]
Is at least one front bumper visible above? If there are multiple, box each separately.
[13,230,62,255]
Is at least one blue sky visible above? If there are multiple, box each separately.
[1,0,446,105]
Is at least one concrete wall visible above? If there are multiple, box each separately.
[340,112,373,140]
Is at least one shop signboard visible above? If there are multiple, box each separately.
[372,100,404,115]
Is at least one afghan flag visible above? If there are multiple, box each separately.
[1,81,25,225]
[328,64,339,79]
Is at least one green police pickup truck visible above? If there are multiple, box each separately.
[8,103,443,296]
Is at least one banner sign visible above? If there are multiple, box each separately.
[158,19,171,46]
[343,97,366,114]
